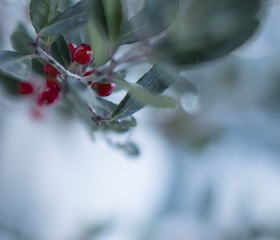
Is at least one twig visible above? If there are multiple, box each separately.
[83,102,111,125]
[28,42,81,81]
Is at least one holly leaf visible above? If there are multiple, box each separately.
[152,0,264,65]
[0,51,32,82]
[118,0,179,44]
[111,65,177,119]
[50,35,71,68]
[29,0,61,44]
[39,0,89,37]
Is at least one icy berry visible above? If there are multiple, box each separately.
[92,81,115,97]
[37,86,61,107]
[73,44,93,65]
[44,63,60,79]
[19,82,34,95]
[68,43,76,63]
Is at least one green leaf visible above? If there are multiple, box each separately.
[0,75,20,95]
[102,0,122,47]
[50,35,71,68]
[118,0,179,44]
[95,98,137,129]
[14,22,28,33]
[10,31,35,55]
[66,77,137,129]
[108,117,137,130]
[0,51,32,81]
[29,0,61,44]
[10,24,46,77]
[66,77,112,118]
[152,0,263,65]
[111,65,177,119]
[87,0,110,66]
[40,0,89,37]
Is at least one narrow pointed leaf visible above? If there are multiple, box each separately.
[87,0,110,66]
[29,0,61,44]
[118,0,179,44]
[103,0,122,48]
[0,51,31,81]
[40,0,89,37]
[50,35,71,68]
[87,16,109,66]
[111,65,177,119]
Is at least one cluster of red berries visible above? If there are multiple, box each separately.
[19,42,115,113]
[69,43,115,97]
[19,78,61,107]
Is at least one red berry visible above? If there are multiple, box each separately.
[37,86,61,107]
[83,70,95,77]
[73,44,93,65]
[46,79,60,94]
[68,43,76,63]
[19,82,34,95]
[44,63,60,79]
[92,82,115,97]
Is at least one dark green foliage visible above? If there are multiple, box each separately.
[152,0,263,66]
[0,75,21,96]
[39,0,89,37]
[118,0,179,44]
[111,65,177,119]
[29,0,61,43]
[50,35,71,68]
[87,0,123,65]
